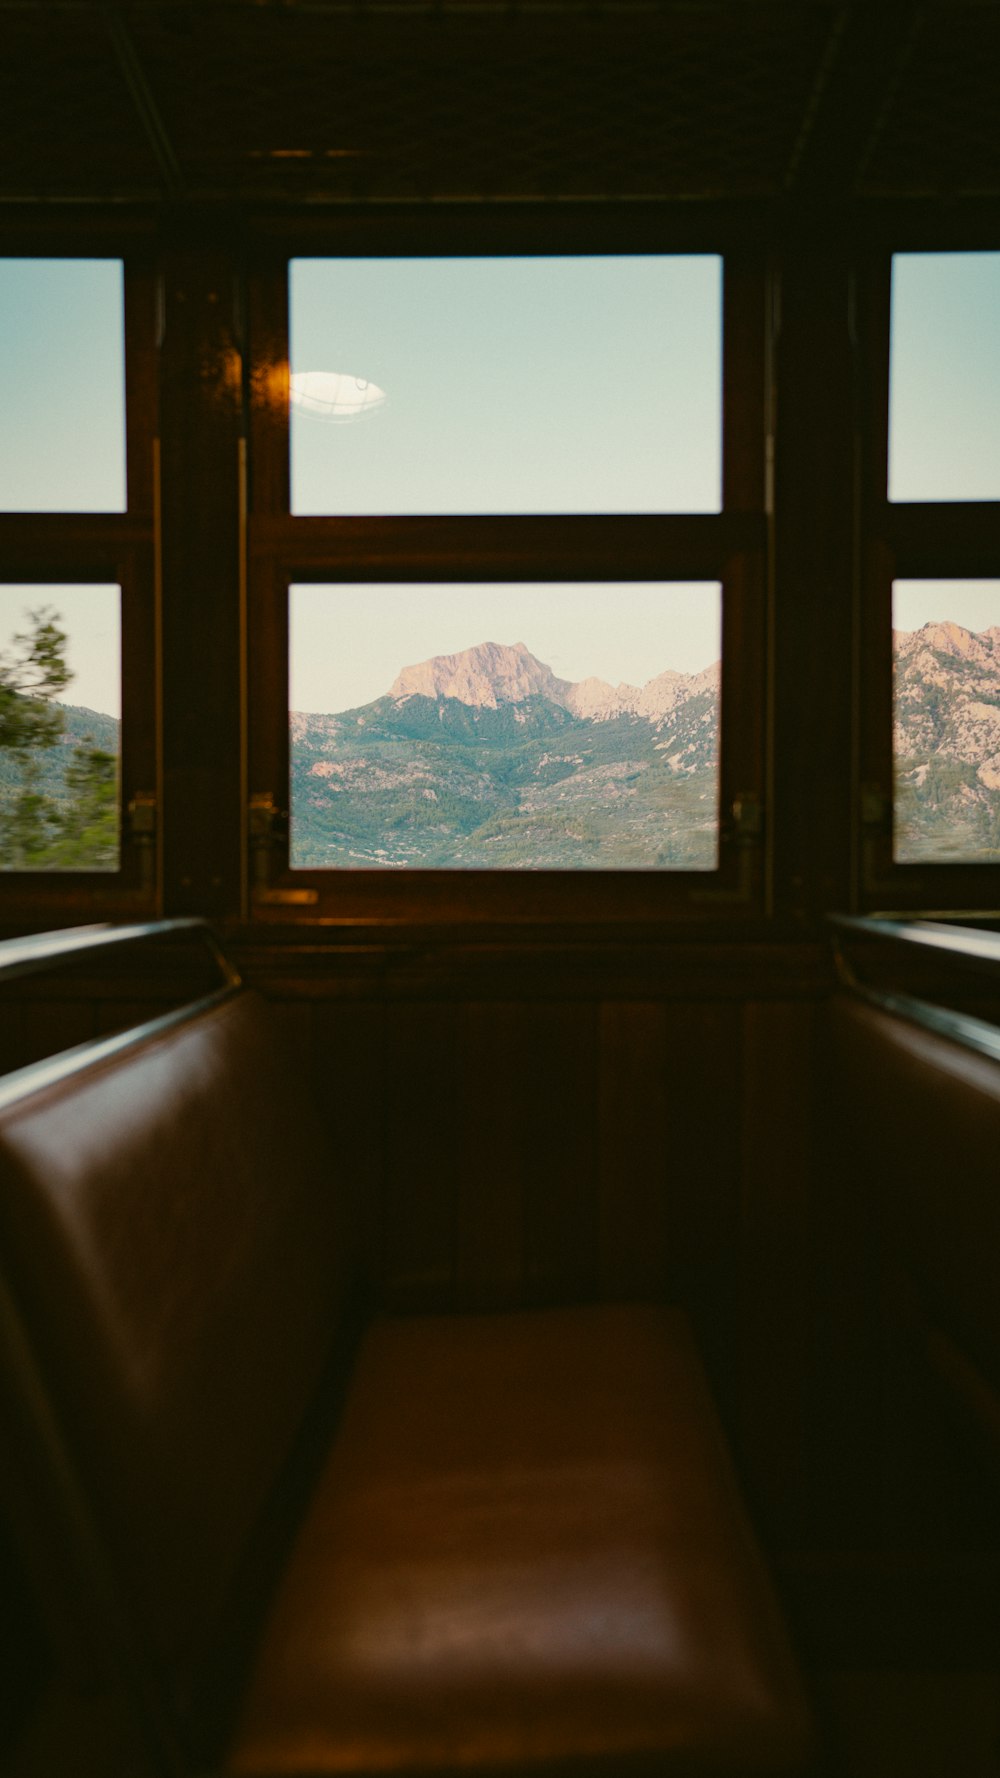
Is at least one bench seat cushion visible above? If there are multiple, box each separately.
[230,1304,812,1777]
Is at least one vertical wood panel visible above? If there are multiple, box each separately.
[772,229,857,918]
[263,998,312,1072]
[456,1003,528,1311]
[523,1002,599,1307]
[0,1000,25,1077]
[664,1001,743,1418]
[311,1001,386,1291]
[91,998,163,1037]
[159,232,244,918]
[455,1002,599,1311]
[382,1002,460,1311]
[810,1001,887,1545]
[739,999,817,1536]
[19,1000,97,1068]
[600,998,743,1414]
[598,1002,672,1301]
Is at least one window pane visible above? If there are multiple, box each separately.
[290,583,721,870]
[889,253,1000,503]
[0,586,121,871]
[290,257,722,515]
[894,580,1000,863]
[0,260,126,512]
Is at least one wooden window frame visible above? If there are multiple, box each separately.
[0,221,159,921]
[858,226,1000,914]
[246,207,771,926]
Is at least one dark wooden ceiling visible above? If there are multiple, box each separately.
[0,1,998,207]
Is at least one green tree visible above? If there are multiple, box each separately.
[0,607,71,748]
[0,607,118,870]
[46,741,119,868]
[0,608,71,867]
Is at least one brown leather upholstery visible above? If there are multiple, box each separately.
[0,984,813,1775]
[0,990,354,1672]
[830,996,1000,1399]
[229,1305,813,1776]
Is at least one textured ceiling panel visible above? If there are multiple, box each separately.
[129,6,841,201]
[860,5,1000,195]
[0,13,163,198]
[1,3,841,202]
[1,3,998,205]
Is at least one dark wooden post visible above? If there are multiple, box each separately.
[157,217,246,917]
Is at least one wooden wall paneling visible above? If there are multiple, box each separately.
[771,224,857,919]
[660,1001,743,1424]
[309,1001,386,1291]
[229,935,831,1007]
[738,999,818,1542]
[0,998,25,1077]
[381,1001,460,1312]
[158,225,245,919]
[89,998,164,1038]
[521,1001,599,1308]
[454,1002,599,1312]
[597,1002,673,1303]
[810,1000,893,1547]
[18,998,98,1069]
[455,1003,530,1312]
[262,997,313,1074]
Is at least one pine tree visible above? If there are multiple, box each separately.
[0,607,118,871]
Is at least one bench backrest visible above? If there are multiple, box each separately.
[830,993,1000,1430]
[0,988,355,1694]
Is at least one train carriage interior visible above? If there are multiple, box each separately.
[3,2,1000,1774]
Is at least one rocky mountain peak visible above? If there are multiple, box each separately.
[897,620,1000,668]
[388,639,720,722]
[390,640,569,710]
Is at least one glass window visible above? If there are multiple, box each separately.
[889,252,1000,503]
[894,579,1000,863]
[289,256,722,516]
[0,584,121,871]
[0,259,126,513]
[290,582,721,870]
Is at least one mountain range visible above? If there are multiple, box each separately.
[0,704,119,806]
[292,640,720,869]
[895,619,1000,862]
[6,620,996,871]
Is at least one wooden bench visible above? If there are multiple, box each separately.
[831,988,1000,1470]
[0,966,815,1777]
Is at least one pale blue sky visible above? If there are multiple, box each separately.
[0,259,125,513]
[894,580,1000,635]
[890,253,1000,502]
[0,585,120,718]
[290,256,723,517]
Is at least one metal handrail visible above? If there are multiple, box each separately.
[0,919,245,1111]
[835,977,1000,1070]
[0,985,245,1116]
[0,917,241,989]
[829,913,1000,974]
[830,913,1000,1068]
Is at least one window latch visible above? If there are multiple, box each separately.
[248,792,286,875]
[859,782,888,827]
[731,790,763,842]
[248,794,317,905]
